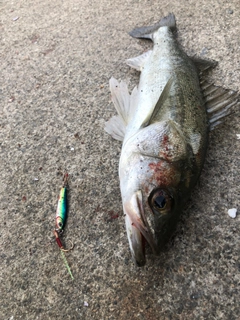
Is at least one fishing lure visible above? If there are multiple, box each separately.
[53,172,74,279]
[55,173,68,233]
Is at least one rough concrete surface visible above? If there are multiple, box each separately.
[0,0,239,319]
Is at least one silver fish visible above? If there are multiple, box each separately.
[105,13,238,266]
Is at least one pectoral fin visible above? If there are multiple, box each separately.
[141,76,174,128]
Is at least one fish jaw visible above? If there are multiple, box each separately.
[125,207,145,266]
[123,190,158,266]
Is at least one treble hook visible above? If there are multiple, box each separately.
[53,230,74,252]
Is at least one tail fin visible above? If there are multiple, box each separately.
[129,13,176,40]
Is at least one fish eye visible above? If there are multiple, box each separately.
[153,195,166,209]
[149,189,172,213]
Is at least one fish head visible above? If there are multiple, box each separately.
[120,120,191,266]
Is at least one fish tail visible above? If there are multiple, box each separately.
[158,13,176,30]
[129,13,176,40]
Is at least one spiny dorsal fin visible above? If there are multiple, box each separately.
[201,81,239,130]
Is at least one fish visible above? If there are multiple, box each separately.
[105,13,238,266]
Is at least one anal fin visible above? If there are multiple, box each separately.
[126,50,152,71]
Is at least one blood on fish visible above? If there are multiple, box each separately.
[149,161,164,171]
[149,161,177,186]
[163,134,169,151]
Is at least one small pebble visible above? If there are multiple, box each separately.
[236,134,240,140]
[228,208,237,219]
[84,301,88,307]
[13,16,19,21]
[8,96,15,102]
[200,47,208,56]
[70,147,75,151]
[227,9,233,14]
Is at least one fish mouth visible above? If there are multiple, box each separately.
[124,190,158,266]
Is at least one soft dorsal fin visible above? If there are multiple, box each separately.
[190,56,218,73]
[104,77,138,140]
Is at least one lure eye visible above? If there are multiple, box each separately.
[149,189,172,214]
[58,222,63,228]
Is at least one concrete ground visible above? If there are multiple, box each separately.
[0,0,239,319]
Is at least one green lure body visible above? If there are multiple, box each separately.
[55,187,67,232]
[53,173,73,279]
